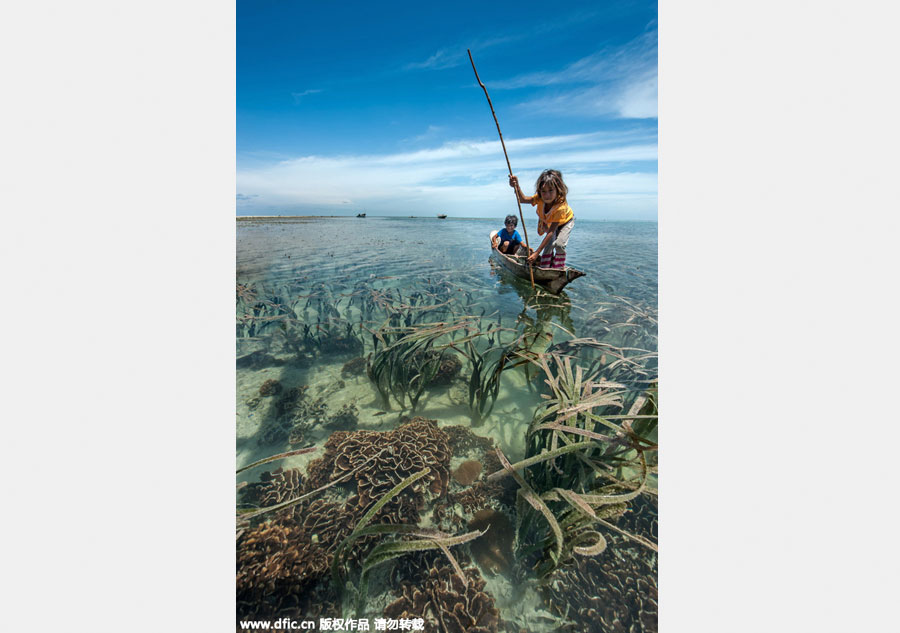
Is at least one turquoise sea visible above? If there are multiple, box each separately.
[236,216,658,632]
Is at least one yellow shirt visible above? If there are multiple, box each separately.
[531,197,574,225]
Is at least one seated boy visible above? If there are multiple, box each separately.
[492,215,524,255]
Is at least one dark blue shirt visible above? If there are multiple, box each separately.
[498,228,522,243]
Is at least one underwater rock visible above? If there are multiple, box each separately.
[325,403,359,430]
[317,331,363,355]
[256,416,294,447]
[385,563,501,633]
[341,356,367,377]
[274,385,309,417]
[239,466,303,508]
[467,509,515,575]
[444,425,497,457]
[452,460,482,486]
[237,350,286,369]
[259,379,282,397]
[294,397,329,426]
[256,385,311,446]
[287,422,310,446]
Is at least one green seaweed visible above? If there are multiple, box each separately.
[330,468,484,618]
[482,352,659,581]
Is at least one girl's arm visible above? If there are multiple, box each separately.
[528,222,559,261]
[508,175,533,204]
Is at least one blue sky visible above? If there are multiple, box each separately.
[237,0,657,220]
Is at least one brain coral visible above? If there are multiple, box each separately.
[239,466,304,508]
[236,518,330,620]
[303,417,451,525]
[545,495,658,633]
[385,563,500,633]
[236,498,357,621]
[545,536,658,633]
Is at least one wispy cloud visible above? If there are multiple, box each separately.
[405,125,447,144]
[403,33,521,71]
[291,88,323,103]
[236,131,656,219]
[495,27,657,120]
[403,8,610,73]
[404,49,461,71]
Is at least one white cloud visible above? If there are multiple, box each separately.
[236,132,656,219]
[494,28,657,120]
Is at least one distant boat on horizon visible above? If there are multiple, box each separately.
[356,212,366,218]
[437,214,447,219]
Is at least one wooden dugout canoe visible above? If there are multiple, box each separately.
[489,231,585,294]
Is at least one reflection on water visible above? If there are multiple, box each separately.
[236,217,658,632]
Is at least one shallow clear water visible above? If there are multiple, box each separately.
[236,216,658,632]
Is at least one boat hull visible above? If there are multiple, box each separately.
[489,232,585,294]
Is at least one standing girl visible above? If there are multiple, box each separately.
[508,169,574,269]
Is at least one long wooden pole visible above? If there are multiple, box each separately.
[467,49,535,288]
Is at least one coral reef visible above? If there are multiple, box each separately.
[274,386,309,418]
[452,460,483,486]
[431,500,468,532]
[406,350,462,387]
[239,466,304,508]
[450,481,499,515]
[542,491,658,633]
[303,417,451,525]
[287,397,330,445]
[545,535,658,633]
[385,563,501,633]
[466,509,515,575]
[259,378,282,397]
[236,518,330,621]
[300,498,356,556]
[431,353,463,386]
[618,493,658,543]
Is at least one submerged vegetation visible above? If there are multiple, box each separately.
[237,221,658,631]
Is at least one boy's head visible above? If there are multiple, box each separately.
[504,214,518,229]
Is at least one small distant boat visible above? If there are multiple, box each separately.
[437,214,448,219]
[489,231,585,294]
[356,213,366,218]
